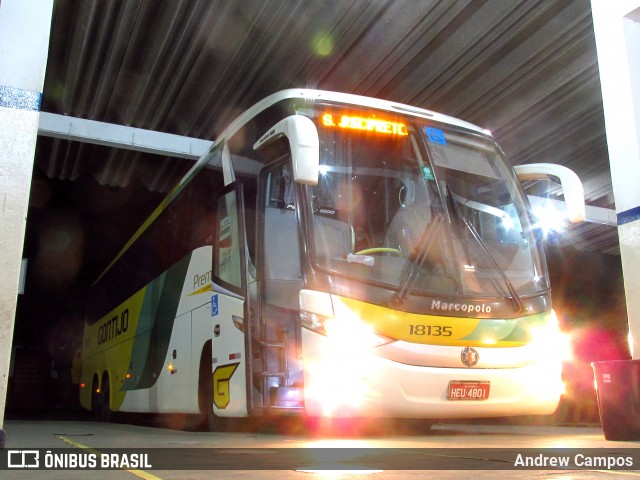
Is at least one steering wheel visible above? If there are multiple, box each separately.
[355,247,401,256]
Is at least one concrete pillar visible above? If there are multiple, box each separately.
[0,0,54,447]
[591,0,640,359]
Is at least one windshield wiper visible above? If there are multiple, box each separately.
[392,214,445,305]
[444,185,526,313]
[459,214,526,313]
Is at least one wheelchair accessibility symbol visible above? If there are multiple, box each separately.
[211,294,219,317]
[425,127,447,145]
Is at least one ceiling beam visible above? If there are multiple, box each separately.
[527,195,616,226]
[37,111,212,159]
[36,112,616,225]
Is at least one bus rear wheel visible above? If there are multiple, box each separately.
[91,376,101,420]
[96,374,112,422]
[198,343,218,431]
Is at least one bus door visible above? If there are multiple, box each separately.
[211,181,250,417]
[254,160,304,411]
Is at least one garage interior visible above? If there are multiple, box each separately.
[5,0,632,425]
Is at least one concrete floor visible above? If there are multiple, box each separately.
[1,418,639,479]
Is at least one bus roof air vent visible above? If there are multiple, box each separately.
[390,104,434,118]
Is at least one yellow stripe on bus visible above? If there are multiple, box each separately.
[335,295,529,347]
[189,283,212,296]
[80,287,147,411]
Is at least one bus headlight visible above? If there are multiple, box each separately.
[300,310,392,348]
[299,289,393,348]
[299,290,392,416]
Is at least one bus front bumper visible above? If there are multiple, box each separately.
[302,333,562,419]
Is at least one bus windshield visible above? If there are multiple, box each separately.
[307,109,548,302]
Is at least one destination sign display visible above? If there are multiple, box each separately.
[321,112,408,136]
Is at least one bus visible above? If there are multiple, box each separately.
[79,89,585,428]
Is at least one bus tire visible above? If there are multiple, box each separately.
[198,342,218,431]
[91,375,101,421]
[97,373,112,422]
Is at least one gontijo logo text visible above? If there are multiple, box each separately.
[97,308,129,345]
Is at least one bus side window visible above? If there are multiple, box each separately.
[228,104,292,271]
[262,163,301,310]
[213,183,246,294]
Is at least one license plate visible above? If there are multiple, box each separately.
[447,381,490,400]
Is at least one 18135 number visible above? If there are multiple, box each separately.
[408,324,453,336]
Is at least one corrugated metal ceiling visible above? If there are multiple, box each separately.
[37,0,617,253]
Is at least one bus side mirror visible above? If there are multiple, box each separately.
[253,115,320,185]
[513,163,586,223]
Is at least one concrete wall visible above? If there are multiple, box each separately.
[591,0,640,359]
[0,0,54,445]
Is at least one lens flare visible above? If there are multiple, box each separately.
[533,203,568,236]
[303,299,388,417]
[500,214,514,231]
[525,310,572,398]
[304,327,374,416]
[529,310,573,362]
[312,32,334,57]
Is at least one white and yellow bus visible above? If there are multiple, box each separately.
[79,89,585,428]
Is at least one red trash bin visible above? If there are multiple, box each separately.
[592,359,640,441]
